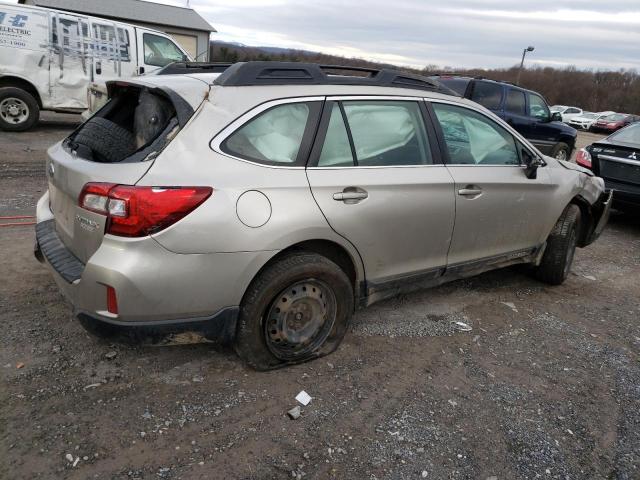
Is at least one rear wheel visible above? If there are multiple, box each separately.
[533,204,581,285]
[0,87,39,131]
[235,252,353,370]
[552,142,570,161]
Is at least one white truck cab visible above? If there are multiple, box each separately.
[0,2,192,130]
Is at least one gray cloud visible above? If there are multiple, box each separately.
[159,0,640,70]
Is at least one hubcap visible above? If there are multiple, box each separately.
[555,149,567,161]
[0,97,30,124]
[264,279,337,360]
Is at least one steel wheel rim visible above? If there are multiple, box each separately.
[0,97,30,124]
[264,279,337,360]
[555,149,567,161]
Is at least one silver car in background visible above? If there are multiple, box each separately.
[35,62,612,370]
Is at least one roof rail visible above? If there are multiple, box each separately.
[211,61,459,95]
[155,62,233,75]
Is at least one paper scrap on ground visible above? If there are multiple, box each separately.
[295,390,312,406]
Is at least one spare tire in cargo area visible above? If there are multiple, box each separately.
[73,117,136,163]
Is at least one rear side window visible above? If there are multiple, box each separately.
[222,103,313,165]
[432,103,520,166]
[318,101,432,167]
[505,89,526,116]
[470,81,503,110]
[437,78,470,96]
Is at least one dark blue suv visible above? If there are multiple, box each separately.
[436,76,578,160]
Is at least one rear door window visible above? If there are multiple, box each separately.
[317,101,432,167]
[505,89,526,116]
[470,81,503,110]
[222,102,318,166]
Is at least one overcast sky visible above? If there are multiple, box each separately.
[154,0,640,71]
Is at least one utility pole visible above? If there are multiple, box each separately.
[516,46,535,85]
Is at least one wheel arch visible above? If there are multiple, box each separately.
[241,239,365,311]
[0,75,44,108]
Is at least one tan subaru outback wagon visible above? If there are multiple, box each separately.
[35,62,612,369]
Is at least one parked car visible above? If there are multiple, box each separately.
[34,62,611,369]
[550,105,584,123]
[576,122,640,211]
[435,76,577,160]
[591,113,640,134]
[568,111,615,131]
[0,2,191,131]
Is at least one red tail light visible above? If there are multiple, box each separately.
[79,184,212,237]
[575,148,592,169]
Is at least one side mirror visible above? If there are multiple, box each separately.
[551,112,562,122]
[522,148,544,179]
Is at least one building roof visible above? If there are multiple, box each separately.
[19,0,215,32]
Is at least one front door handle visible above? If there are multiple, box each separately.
[333,188,368,203]
[458,187,483,197]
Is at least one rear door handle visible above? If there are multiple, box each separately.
[458,187,483,196]
[333,188,368,203]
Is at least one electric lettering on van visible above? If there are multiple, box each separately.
[0,12,31,37]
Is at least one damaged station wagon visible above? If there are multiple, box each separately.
[35,62,612,370]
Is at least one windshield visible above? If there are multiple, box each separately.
[604,114,626,122]
[581,112,597,119]
[609,123,640,144]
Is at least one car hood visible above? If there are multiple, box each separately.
[555,158,594,176]
[551,121,578,137]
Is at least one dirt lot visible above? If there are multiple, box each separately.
[1,115,639,480]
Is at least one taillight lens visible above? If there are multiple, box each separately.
[575,148,592,169]
[79,183,212,237]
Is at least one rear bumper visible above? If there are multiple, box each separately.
[77,307,238,344]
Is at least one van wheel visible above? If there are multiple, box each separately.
[0,87,40,131]
[552,142,570,161]
[73,117,136,163]
[235,252,354,370]
[534,204,581,285]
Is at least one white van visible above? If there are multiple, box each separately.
[0,2,192,131]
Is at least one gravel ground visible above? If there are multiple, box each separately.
[1,115,639,479]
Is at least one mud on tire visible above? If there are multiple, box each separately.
[73,117,136,163]
[235,251,354,370]
[534,204,581,285]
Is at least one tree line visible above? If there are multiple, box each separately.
[210,41,640,114]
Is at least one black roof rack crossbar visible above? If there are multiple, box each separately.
[212,61,459,95]
[155,62,233,75]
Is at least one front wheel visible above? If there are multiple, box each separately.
[533,204,581,285]
[552,142,570,161]
[235,252,354,370]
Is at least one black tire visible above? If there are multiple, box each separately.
[0,87,39,131]
[534,204,581,285]
[235,252,354,370]
[73,117,136,163]
[551,142,570,161]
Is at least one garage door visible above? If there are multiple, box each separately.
[168,33,198,60]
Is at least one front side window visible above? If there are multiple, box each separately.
[528,93,550,122]
[143,33,187,67]
[334,101,431,166]
[432,103,520,166]
[470,81,503,110]
[505,89,526,116]
[222,103,311,165]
